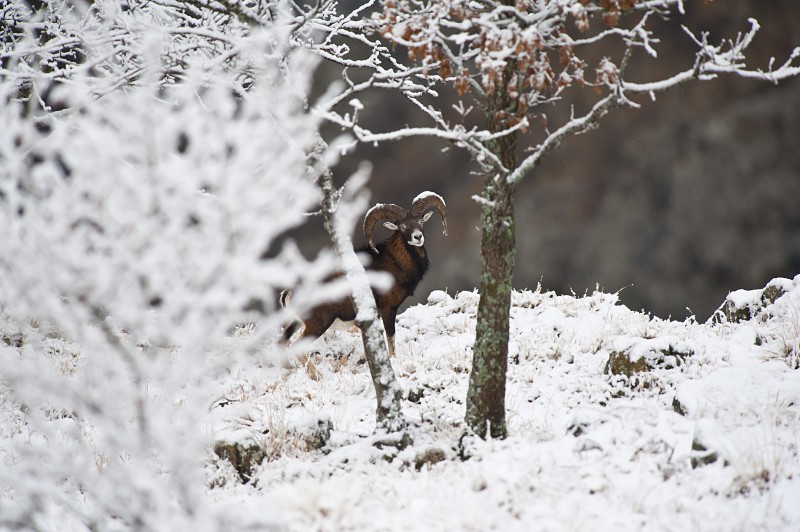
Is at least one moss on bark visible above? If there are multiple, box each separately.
[465,56,518,439]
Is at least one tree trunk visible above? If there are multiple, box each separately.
[465,65,518,439]
[355,309,405,432]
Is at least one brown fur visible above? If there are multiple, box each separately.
[281,221,431,354]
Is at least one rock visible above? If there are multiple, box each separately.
[212,439,265,484]
[604,337,694,377]
[715,296,755,324]
[212,417,333,483]
[373,431,413,452]
[299,417,333,451]
[712,277,792,324]
[427,290,451,305]
[690,439,720,468]
[414,447,447,471]
[2,332,23,347]
[761,282,788,306]
[671,396,688,417]
[604,350,651,378]
[456,430,479,461]
[407,387,425,403]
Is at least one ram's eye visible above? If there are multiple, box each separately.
[400,224,407,231]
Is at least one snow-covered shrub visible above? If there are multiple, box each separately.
[0,2,342,529]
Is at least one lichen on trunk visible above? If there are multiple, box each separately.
[465,58,518,439]
[466,172,516,439]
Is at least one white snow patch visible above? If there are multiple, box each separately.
[4,280,800,530]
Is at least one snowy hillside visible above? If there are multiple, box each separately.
[3,278,800,530]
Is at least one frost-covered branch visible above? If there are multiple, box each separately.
[621,18,800,93]
[0,0,348,105]
[313,155,407,433]
[320,1,799,189]
[508,91,621,186]
[0,2,347,527]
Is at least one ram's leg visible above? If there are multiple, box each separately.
[382,307,399,358]
[280,320,308,368]
[281,319,305,345]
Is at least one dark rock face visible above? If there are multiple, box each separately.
[536,80,800,320]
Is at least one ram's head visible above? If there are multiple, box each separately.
[363,192,448,253]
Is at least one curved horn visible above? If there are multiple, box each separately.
[364,203,408,253]
[411,191,448,236]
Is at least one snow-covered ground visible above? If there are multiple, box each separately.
[211,276,800,530]
[3,277,800,531]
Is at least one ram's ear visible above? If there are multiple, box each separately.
[421,211,433,223]
[383,221,399,230]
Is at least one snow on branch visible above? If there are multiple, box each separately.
[313,0,665,164]
[508,91,619,186]
[312,1,798,189]
[314,161,407,432]
[0,2,351,528]
[0,0,351,103]
[623,18,800,97]
[507,11,799,186]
